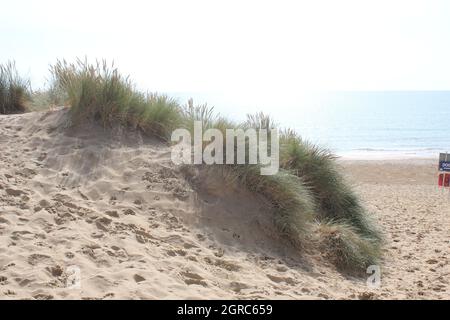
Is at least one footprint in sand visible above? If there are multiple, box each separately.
[32,293,54,300]
[426,259,439,265]
[5,188,26,197]
[95,217,113,231]
[28,254,52,266]
[266,274,297,286]
[229,281,251,293]
[105,210,120,218]
[0,217,10,225]
[47,265,64,277]
[133,274,146,283]
[15,278,33,287]
[204,257,241,272]
[3,290,16,296]
[180,271,208,287]
[10,230,34,241]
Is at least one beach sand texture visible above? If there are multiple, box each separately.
[0,109,448,299]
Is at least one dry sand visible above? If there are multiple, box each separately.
[0,109,448,300]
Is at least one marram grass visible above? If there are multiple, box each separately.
[0,61,31,114]
[50,58,382,272]
[279,129,382,242]
[203,164,316,247]
[51,59,182,140]
[314,221,381,272]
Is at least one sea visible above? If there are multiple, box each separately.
[170,91,450,160]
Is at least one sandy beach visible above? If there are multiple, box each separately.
[0,109,448,300]
[341,159,449,299]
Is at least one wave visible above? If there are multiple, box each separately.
[352,147,442,152]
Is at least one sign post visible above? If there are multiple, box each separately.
[438,153,450,189]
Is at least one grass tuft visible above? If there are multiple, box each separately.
[280,129,382,242]
[135,93,183,139]
[199,164,316,248]
[245,112,277,130]
[50,58,182,139]
[314,221,381,272]
[29,87,66,112]
[0,61,31,114]
[182,99,218,131]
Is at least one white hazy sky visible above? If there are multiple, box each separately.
[2,0,450,93]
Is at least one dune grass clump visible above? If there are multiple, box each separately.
[181,104,382,270]
[203,164,316,247]
[0,61,31,114]
[51,58,382,272]
[244,112,278,132]
[29,86,67,111]
[51,59,182,139]
[132,93,183,139]
[237,167,316,246]
[182,98,218,129]
[181,107,317,247]
[279,129,382,242]
[314,221,381,272]
[239,114,382,269]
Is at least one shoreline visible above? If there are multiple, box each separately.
[337,151,439,161]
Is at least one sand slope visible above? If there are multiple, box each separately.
[0,109,448,299]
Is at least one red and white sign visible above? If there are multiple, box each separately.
[438,153,450,188]
[438,173,450,187]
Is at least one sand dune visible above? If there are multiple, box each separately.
[0,109,448,299]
